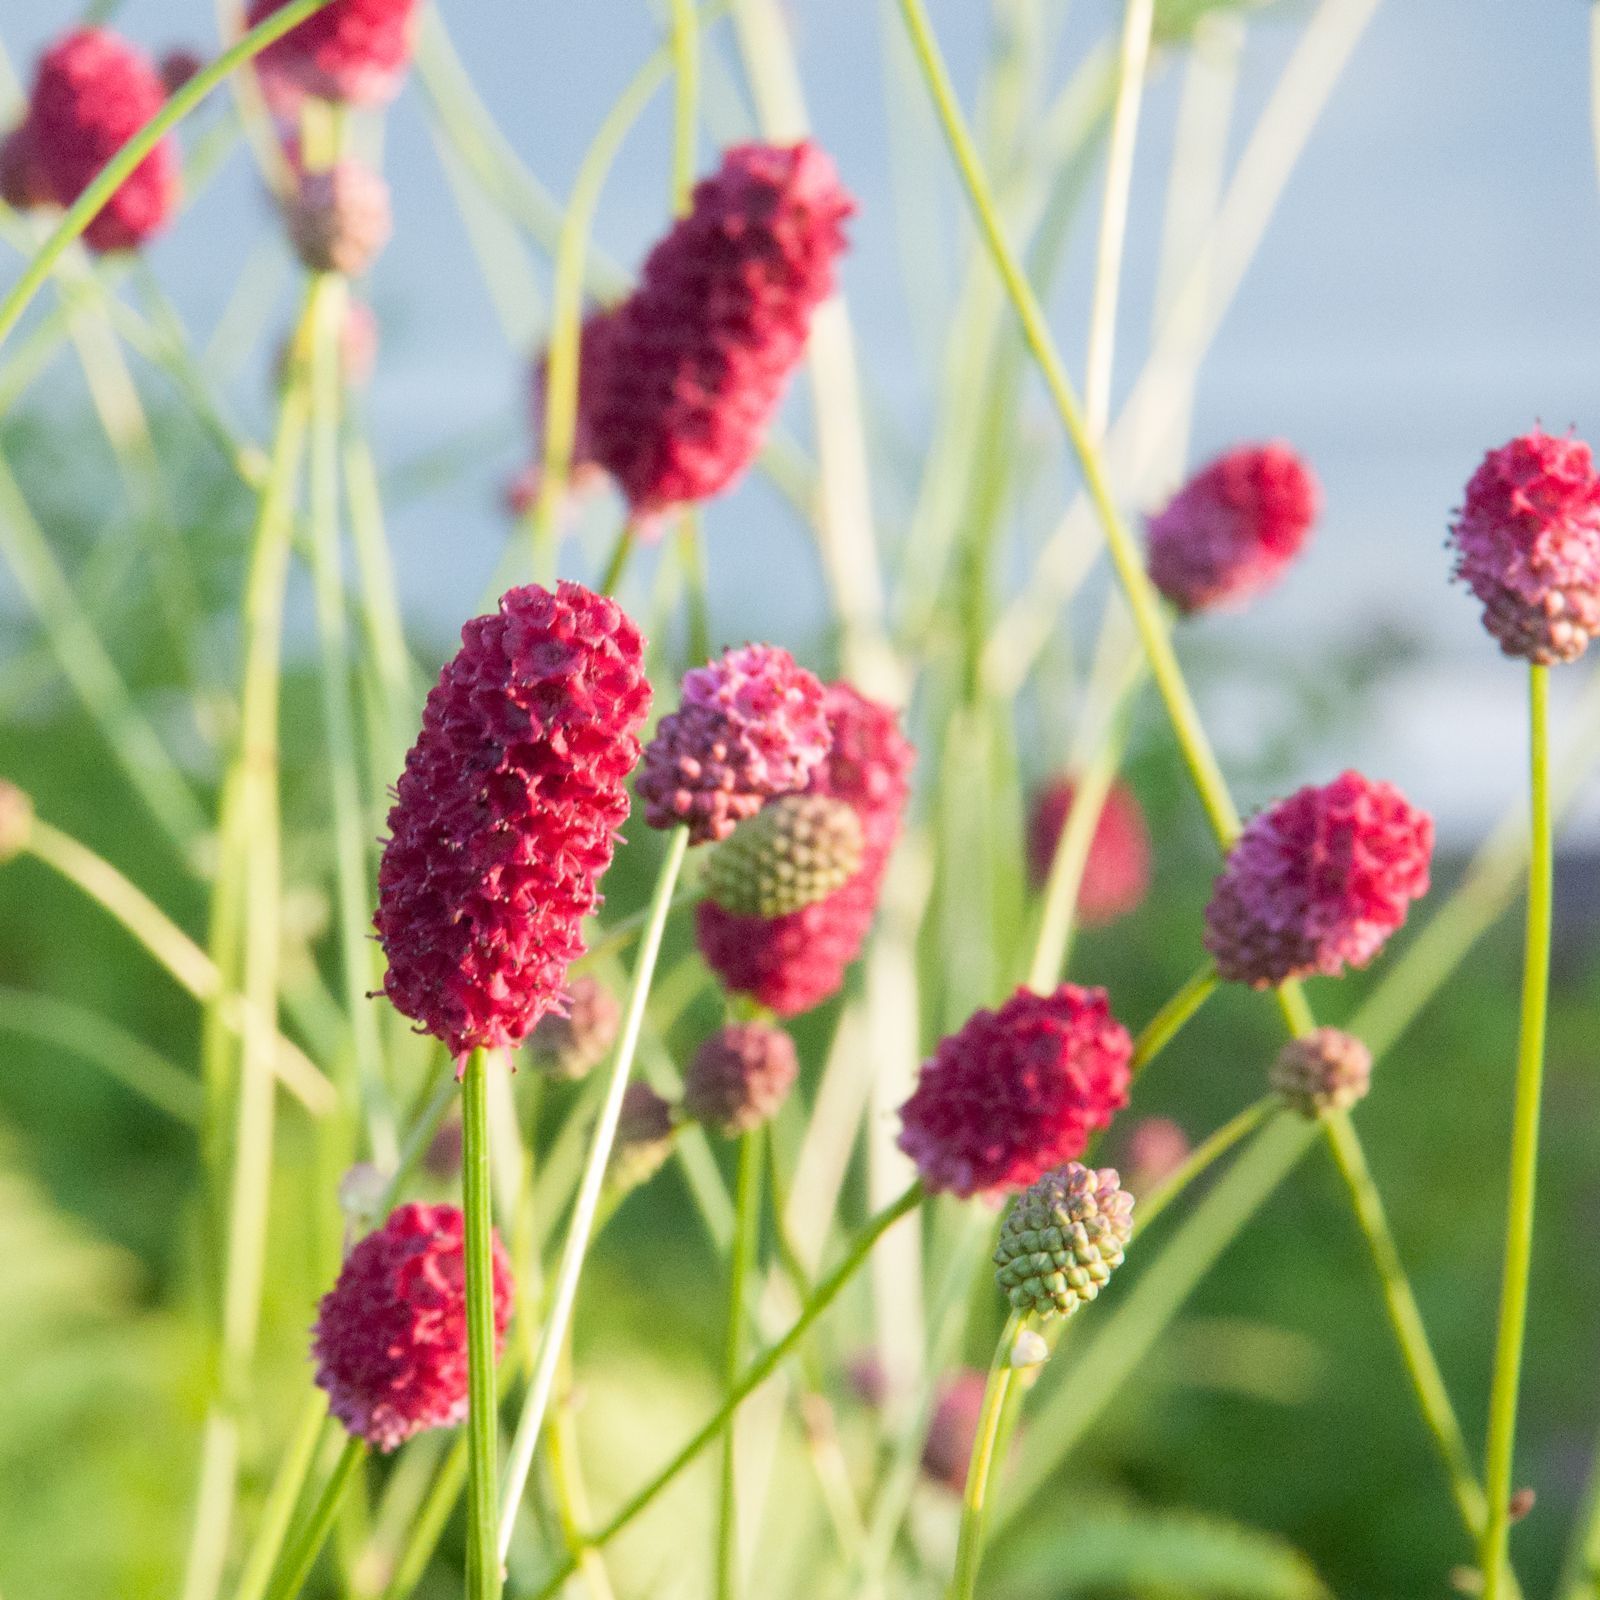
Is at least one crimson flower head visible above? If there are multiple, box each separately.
[637,643,830,844]
[696,682,914,1015]
[19,29,179,253]
[1026,777,1151,924]
[312,1203,513,1452]
[247,0,421,106]
[1204,771,1433,989]
[897,985,1133,1201]
[375,582,650,1060]
[1146,441,1319,614]
[590,142,855,522]
[1449,429,1600,664]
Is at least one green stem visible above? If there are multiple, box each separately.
[669,0,700,211]
[950,1313,1023,1600]
[678,513,712,666]
[496,826,691,1562]
[1129,963,1218,1077]
[461,1048,501,1600]
[599,521,638,598]
[1482,663,1554,1597]
[0,0,339,352]
[530,1181,924,1599]
[231,1400,331,1600]
[717,1130,765,1600]
[260,1436,366,1600]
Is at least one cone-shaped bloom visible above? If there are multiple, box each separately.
[246,0,421,106]
[703,793,864,919]
[1025,777,1152,925]
[992,1163,1134,1317]
[375,582,650,1059]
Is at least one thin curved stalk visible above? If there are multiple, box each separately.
[1129,963,1218,1076]
[950,1313,1024,1600]
[259,1436,367,1600]
[461,1048,501,1600]
[717,1131,765,1600]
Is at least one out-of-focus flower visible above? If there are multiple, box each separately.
[510,308,622,516]
[0,124,51,211]
[285,159,391,276]
[1121,1116,1190,1194]
[528,975,621,1082]
[158,48,204,96]
[993,1163,1134,1318]
[607,1083,676,1193]
[683,1022,798,1136]
[246,0,422,107]
[1271,1027,1373,1118]
[1025,777,1151,925]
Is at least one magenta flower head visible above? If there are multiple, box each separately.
[1146,441,1319,614]
[683,1021,799,1136]
[0,123,50,212]
[20,29,179,253]
[1025,777,1152,925]
[1449,429,1600,664]
[696,682,914,1016]
[375,582,651,1061]
[1205,770,1433,989]
[919,1370,992,1493]
[247,0,421,106]
[897,986,1133,1201]
[312,1203,513,1451]
[590,142,855,522]
[636,643,830,845]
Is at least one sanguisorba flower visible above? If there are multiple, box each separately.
[1204,770,1433,989]
[637,643,830,845]
[589,142,855,522]
[1025,777,1152,925]
[897,986,1133,1201]
[696,682,914,1016]
[0,125,50,212]
[312,1203,513,1451]
[246,0,421,106]
[993,1163,1134,1318]
[1449,429,1600,664]
[683,1021,799,1136]
[16,29,179,253]
[374,582,650,1060]
[1271,1026,1373,1118]
[528,975,622,1082]
[1146,441,1319,614]
[285,159,392,277]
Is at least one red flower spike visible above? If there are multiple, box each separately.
[375,582,651,1059]
[20,29,179,253]
[312,1202,513,1452]
[1025,777,1152,925]
[896,985,1133,1201]
[589,142,855,522]
[246,0,421,106]
[1204,771,1433,989]
[1449,429,1600,664]
[695,682,914,1016]
[1146,441,1319,614]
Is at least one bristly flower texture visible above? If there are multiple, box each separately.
[12,29,178,253]
[1205,770,1433,989]
[375,582,650,1060]
[897,986,1133,1201]
[1449,428,1600,664]
[696,682,914,1016]
[637,643,830,845]
[588,141,855,522]
[312,1203,513,1452]
[1146,441,1319,614]
[247,0,421,106]
[1026,777,1152,925]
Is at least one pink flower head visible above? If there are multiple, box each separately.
[1122,1117,1190,1194]
[312,1203,513,1451]
[637,643,830,844]
[920,1371,993,1493]
[1449,429,1600,664]
[683,1021,799,1135]
[1146,441,1319,614]
[21,29,179,253]
[590,142,855,522]
[246,0,421,106]
[1025,777,1152,925]
[1204,770,1433,988]
[696,683,914,1015]
[375,582,651,1060]
[896,985,1133,1200]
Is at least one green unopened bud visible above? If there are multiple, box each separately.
[993,1163,1133,1319]
[703,794,864,919]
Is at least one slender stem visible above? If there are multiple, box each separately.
[231,1400,331,1600]
[530,1181,925,1599]
[0,0,339,352]
[259,1436,367,1600]
[497,827,691,1561]
[460,1048,502,1600]
[1130,963,1218,1077]
[599,521,638,598]
[669,0,700,211]
[1483,663,1555,1597]
[950,1314,1023,1600]
[678,513,712,666]
[1132,1096,1272,1238]
[717,1131,765,1600]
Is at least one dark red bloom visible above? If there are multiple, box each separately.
[696,682,913,1016]
[637,644,830,844]
[1146,441,1319,614]
[589,142,854,521]
[0,123,51,211]
[158,48,205,96]
[1025,777,1151,925]
[897,985,1132,1200]
[683,1021,799,1135]
[247,0,421,106]
[1204,771,1433,988]
[21,29,179,253]
[312,1203,513,1451]
[1449,429,1600,664]
[375,582,650,1059]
